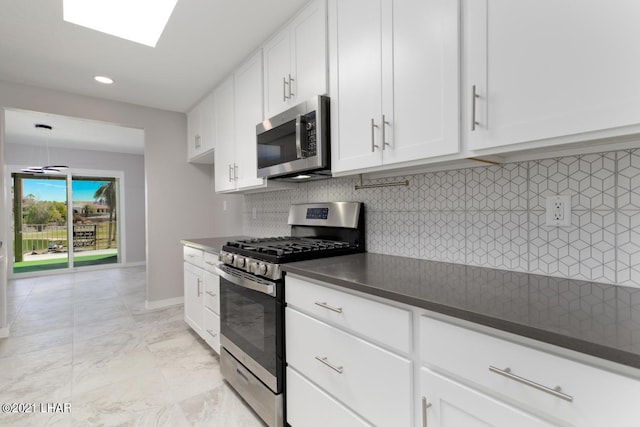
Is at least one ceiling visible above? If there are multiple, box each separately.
[0,0,308,155]
[4,109,145,155]
[0,0,308,113]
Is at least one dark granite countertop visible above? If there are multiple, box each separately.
[282,253,640,370]
[180,236,248,254]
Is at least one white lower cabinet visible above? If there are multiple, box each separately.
[286,367,371,427]
[421,368,552,427]
[420,316,640,427]
[285,275,412,427]
[183,261,204,335]
[183,245,220,354]
[285,274,640,427]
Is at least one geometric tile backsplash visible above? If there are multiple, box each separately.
[243,149,640,288]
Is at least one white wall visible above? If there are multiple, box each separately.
[0,80,244,310]
[5,144,146,264]
[0,107,6,333]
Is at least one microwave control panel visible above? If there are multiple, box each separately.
[303,111,317,158]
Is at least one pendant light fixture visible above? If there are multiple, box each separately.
[20,123,70,174]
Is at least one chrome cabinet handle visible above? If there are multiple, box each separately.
[197,278,202,297]
[315,356,343,374]
[371,118,379,152]
[233,163,238,180]
[283,77,288,101]
[314,301,343,313]
[421,397,432,427]
[206,291,217,297]
[195,134,201,149]
[489,366,573,402]
[288,74,295,98]
[206,329,218,338]
[228,164,233,182]
[471,85,480,131]
[382,114,390,149]
[204,261,217,266]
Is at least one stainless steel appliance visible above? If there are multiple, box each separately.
[217,202,365,427]
[256,95,330,181]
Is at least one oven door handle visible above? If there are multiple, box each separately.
[215,266,275,297]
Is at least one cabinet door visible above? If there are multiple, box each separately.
[383,0,460,164]
[187,102,202,161]
[213,75,236,192]
[234,50,266,191]
[465,0,640,151]
[200,92,215,154]
[290,0,327,105]
[263,27,292,118]
[329,0,384,173]
[183,262,204,334]
[421,368,552,427]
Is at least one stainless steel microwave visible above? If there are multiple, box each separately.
[256,95,330,181]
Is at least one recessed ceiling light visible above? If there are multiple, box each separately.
[63,0,179,48]
[94,75,114,85]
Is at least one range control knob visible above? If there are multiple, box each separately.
[257,263,269,276]
[236,257,246,268]
[222,253,235,265]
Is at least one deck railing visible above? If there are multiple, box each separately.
[18,222,118,255]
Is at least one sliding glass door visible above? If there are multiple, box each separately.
[12,173,69,273]
[11,172,121,275]
[71,177,118,267]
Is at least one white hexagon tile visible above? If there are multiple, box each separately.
[240,148,640,288]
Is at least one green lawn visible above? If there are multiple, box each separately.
[13,253,118,274]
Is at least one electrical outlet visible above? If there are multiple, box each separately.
[545,195,571,227]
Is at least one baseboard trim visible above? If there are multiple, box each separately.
[123,261,146,268]
[145,296,184,310]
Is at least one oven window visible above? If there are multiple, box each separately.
[220,277,280,377]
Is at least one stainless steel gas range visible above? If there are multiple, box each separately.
[215,202,365,427]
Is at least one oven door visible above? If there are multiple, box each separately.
[216,265,284,393]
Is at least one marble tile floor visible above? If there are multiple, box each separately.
[0,266,266,427]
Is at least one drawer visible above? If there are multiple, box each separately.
[183,245,204,268]
[287,367,371,427]
[203,251,220,273]
[204,308,220,353]
[285,275,411,353]
[420,316,640,427]
[203,270,220,314]
[286,308,412,427]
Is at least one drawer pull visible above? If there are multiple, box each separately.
[421,397,432,427]
[206,329,218,338]
[205,261,217,266]
[314,302,343,313]
[206,291,217,297]
[489,366,573,402]
[315,356,344,374]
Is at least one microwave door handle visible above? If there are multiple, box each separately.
[295,114,304,159]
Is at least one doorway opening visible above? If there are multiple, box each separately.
[11,172,121,274]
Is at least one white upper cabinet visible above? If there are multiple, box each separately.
[187,92,214,163]
[263,0,327,118]
[329,0,460,175]
[213,75,236,193]
[234,50,266,190]
[214,50,273,193]
[464,0,640,152]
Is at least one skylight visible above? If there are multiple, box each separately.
[63,0,178,48]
